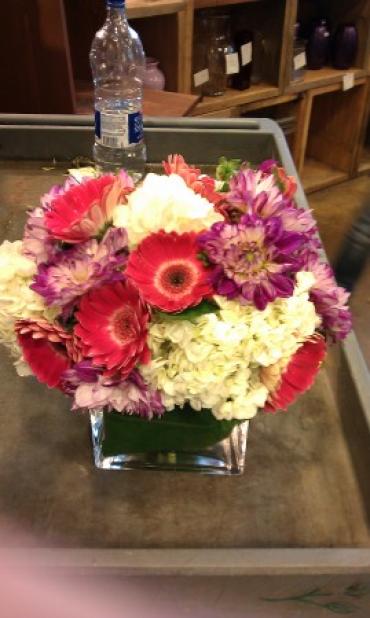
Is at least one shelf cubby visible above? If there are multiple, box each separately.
[301,80,368,193]
[284,0,370,93]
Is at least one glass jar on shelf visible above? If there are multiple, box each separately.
[292,22,307,82]
[193,11,237,97]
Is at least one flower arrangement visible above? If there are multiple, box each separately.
[0,156,351,460]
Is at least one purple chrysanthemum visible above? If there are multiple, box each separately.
[253,192,319,243]
[199,215,304,310]
[32,228,128,307]
[23,206,57,266]
[225,167,282,221]
[222,167,317,240]
[23,178,78,265]
[61,363,164,417]
[303,253,352,342]
[60,360,101,396]
[216,164,316,248]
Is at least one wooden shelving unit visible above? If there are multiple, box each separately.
[120,0,370,191]
[194,0,262,8]
[359,148,370,174]
[299,78,369,192]
[190,0,369,191]
[287,67,367,94]
[302,159,349,194]
[46,0,370,195]
[190,83,279,115]
[355,80,370,175]
[3,0,369,192]
[61,0,370,193]
[126,0,186,19]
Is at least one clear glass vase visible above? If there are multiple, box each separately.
[193,11,236,97]
[90,409,249,475]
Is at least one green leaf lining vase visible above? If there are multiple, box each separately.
[90,404,248,474]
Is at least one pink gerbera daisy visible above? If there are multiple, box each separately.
[45,174,133,244]
[16,319,73,388]
[262,336,327,412]
[74,280,150,378]
[125,230,213,313]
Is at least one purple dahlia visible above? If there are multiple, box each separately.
[303,253,352,342]
[224,167,318,241]
[23,178,78,265]
[32,227,128,307]
[61,363,164,417]
[220,167,283,223]
[199,214,304,310]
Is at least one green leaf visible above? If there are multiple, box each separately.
[101,405,240,456]
[215,156,242,182]
[303,588,326,598]
[155,300,219,322]
[345,583,370,598]
[321,602,356,614]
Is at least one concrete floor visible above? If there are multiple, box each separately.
[309,176,370,367]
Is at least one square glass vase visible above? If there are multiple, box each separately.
[90,409,249,475]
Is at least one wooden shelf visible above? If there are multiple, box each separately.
[127,0,186,19]
[288,67,366,94]
[192,83,279,115]
[194,0,262,8]
[75,81,199,117]
[302,158,349,194]
[3,0,368,195]
[358,146,370,175]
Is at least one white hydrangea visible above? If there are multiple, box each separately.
[113,173,222,247]
[0,240,59,375]
[141,271,319,421]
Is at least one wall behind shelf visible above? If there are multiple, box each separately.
[0,0,76,113]
[63,0,104,84]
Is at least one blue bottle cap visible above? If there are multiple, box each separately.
[107,0,125,7]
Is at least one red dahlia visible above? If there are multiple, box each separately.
[74,280,150,378]
[125,230,213,313]
[264,336,327,412]
[16,319,72,388]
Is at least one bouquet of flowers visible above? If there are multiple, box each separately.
[0,155,351,461]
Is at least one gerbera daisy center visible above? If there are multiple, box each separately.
[158,261,197,297]
[111,306,135,344]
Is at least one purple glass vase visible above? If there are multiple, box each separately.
[332,24,358,70]
[306,19,330,70]
[143,58,166,91]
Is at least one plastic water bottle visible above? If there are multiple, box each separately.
[90,0,146,179]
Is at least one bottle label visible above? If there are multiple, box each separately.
[193,69,209,87]
[342,73,354,91]
[225,53,240,75]
[95,110,143,148]
[241,42,253,66]
[293,52,307,71]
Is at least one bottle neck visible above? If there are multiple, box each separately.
[106,3,128,27]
